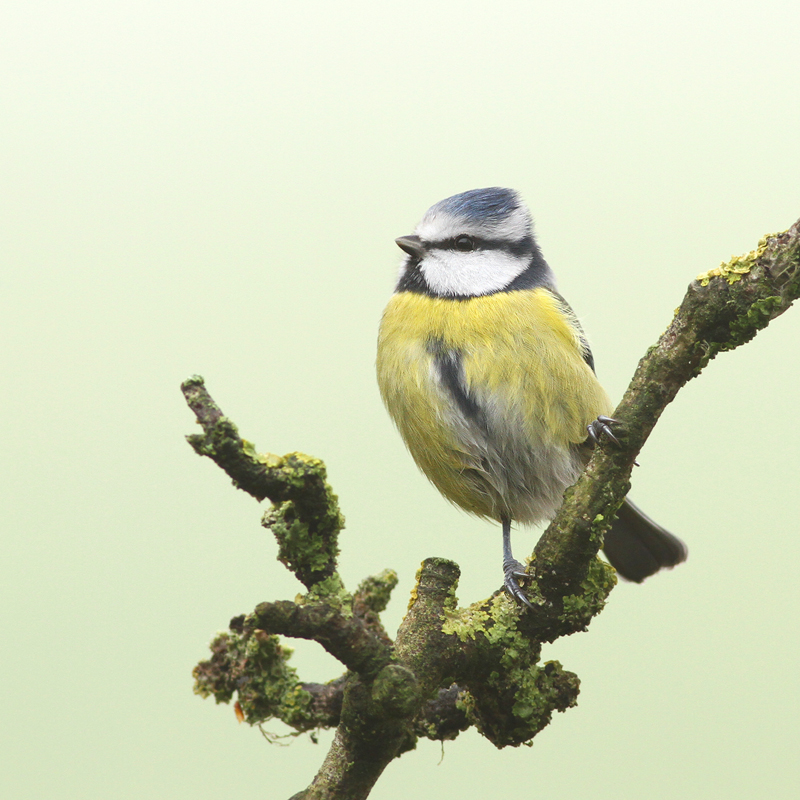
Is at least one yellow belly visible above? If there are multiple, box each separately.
[376,289,613,522]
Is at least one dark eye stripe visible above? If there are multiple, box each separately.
[430,235,534,256]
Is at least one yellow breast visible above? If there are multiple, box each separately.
[376,288,613,519]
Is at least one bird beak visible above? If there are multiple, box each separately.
[395,235,426,259]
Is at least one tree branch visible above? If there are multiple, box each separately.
[185,219,800,799]
[532,222,800,598]
[249,598,393,678]
[182,375,343,587]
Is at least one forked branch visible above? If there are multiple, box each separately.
[185,219,800,800]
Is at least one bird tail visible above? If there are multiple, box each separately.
[602,498,688,583]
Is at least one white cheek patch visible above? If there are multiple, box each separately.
[421,249,527,296]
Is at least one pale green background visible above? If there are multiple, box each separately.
[3,1,799,798]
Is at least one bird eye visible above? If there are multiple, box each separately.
[454,235,475,252]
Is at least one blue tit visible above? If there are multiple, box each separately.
[376,187,687,607]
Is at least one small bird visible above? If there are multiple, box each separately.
[376,187,687,607]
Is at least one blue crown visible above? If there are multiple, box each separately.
[432,187,520,222]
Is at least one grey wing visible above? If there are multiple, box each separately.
[547,289,596,373]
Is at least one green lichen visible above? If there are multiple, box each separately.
[441,600,492,642]
[303,573,353,617]
[591,512,608,542]
[451,593,581,747]
[455,688,477,721]
[696,291,784,372]
[249,451,344,588]
[444,572,460,612]
[371,664,420,718]
[262,495,340,586]
[446,520,611,747]
[193,629,315,730]
[241,439,282,467]
[276,453,337,501]
[722,294,783,350]
[441,574,552,644]
[696,260,750,286]
[488,595,531,651]
[420,720,439,739]
[506,660,579,728]
[354,570,399,614]
[559,557,617,630]
[513,661,580,733]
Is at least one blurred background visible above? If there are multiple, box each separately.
[2,1,799,797]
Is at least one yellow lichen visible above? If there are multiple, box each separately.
[407,562,424,611]
[696,233,780,286]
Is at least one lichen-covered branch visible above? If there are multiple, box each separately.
[248,596,393,678]
[182,375,343,587]
[185,218,800,800]
[352,570,398,644]
[532,221,800,598]
[193,627,321,731]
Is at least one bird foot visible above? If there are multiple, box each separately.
[503,557,534,609]
[587,415,640,465]
[587,415,620,447]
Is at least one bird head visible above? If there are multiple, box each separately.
[394,187,555,298]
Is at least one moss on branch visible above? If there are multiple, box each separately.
[193,628,317,730]
[182,376,343,587]
[531,220,800,599]
[184,216,800,800]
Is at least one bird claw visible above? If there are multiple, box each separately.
[503,557,534,609]
[587,415,620,447]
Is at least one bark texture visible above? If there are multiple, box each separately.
[186,220,800,799]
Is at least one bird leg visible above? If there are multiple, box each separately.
[502,516,534,609]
